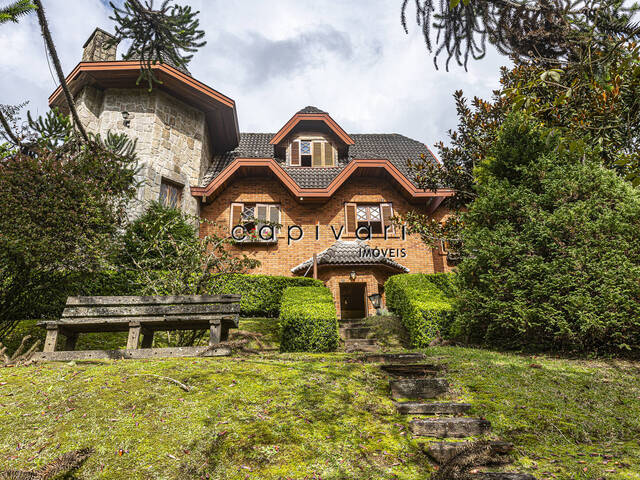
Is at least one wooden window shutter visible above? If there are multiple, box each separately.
[230,202,243,231]
[256,204,268,221]
[268,204,280,224]
[312,141,322,167]
[291,141,300,166]
[269,204,281,235]
[345,203,357,234]
[323,142,335,166]
[381,203,394,234]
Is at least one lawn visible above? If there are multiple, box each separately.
[432,346,640,480]
[1,318,639,479]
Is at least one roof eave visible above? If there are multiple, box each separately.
[191,157,455,202]
[269,113,355,146]
[48,61,240,152]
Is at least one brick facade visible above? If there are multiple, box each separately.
[200,175,452,317]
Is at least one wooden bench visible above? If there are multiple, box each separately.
[35,294,241,361]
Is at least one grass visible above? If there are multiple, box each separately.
[0,354,427,479]
[427,346,640,480]
[1,318,639,479]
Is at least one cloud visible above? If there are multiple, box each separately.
[212,27,353,86]
[0,0,510,149]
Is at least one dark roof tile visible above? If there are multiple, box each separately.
[200,132,438,189]
[291,240,410,274]
[297,106,328,114]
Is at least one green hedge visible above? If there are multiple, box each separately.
[279,286,339,353]
[2,271,320,340]
[205,274,323,317]
[385,273,456,348]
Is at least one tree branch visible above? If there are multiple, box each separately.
[32,0,88,142]
[0,109,21,146]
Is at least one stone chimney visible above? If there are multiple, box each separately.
[82,28,118,62]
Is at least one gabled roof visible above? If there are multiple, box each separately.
[297,105,328,114]
[48,61,239,153]
[192,107,455,203]
[269,106,354,146]
[291,240,410,274]
[201,132,440,189]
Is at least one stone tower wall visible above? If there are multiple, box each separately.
[75,85,208,219]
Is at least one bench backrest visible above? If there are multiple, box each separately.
[61,295,241,324]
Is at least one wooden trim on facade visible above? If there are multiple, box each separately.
[269,112,355,146]
[191,158,456,202]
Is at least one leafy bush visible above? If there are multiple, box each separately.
[206,274,323,317]
[454,114,640,355]
[385,273,455,347]
[0,120,138,338]
[118,201,199,270]
[279,286,339,353]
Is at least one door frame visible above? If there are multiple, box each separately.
[339,281,368,319]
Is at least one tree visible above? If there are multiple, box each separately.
[403,38,640,255]
[452,114,640,354]
[108,0,206,89]
[0,0,35,24]
[0,111,139,338]
[118,202,260,298]
[401,0,640,70]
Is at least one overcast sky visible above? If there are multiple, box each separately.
[0,0,509,148]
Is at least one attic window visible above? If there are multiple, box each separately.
[290,139,335,167]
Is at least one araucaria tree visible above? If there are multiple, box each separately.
[453,114,640,354]
[400,0,640,252]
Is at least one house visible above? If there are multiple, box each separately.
[50,28,455,318]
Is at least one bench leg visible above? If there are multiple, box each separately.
[44,324,59,353]
[127,322,141,350]
[63,331,79,351]
[209,320,221,347]
[221,326,230,342]
[141,328,154,349]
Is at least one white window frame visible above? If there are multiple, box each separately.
[230,202,281,243]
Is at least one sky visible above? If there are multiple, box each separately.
[0,0,509,148]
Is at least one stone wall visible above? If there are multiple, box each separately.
[75,86,209,219]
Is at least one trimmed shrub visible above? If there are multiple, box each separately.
[0,271,321,341]
[279,286,339,352]
[455,115,640,355]
[205,274,323,317]
[385,273,455,347]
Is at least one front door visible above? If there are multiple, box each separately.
[339,282,367,319]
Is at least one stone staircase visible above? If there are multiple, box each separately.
[361,352,536,479]
[340,318,379,352]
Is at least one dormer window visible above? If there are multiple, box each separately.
[289,138,336,167]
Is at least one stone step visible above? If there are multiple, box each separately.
[344,338,377,346]
[381,363,444,377]
[345,343,380,353]
[422,440,513,464]
[390,378,449,399]
[472,474,536,480]
[410,417,491,438]
[341,326,372,339]
[340,320,367,327]
[360,352,427,364]
[395,401,471,415]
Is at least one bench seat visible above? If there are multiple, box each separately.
[37,294,241,357]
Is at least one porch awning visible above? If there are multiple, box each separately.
[291,240,409,275]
